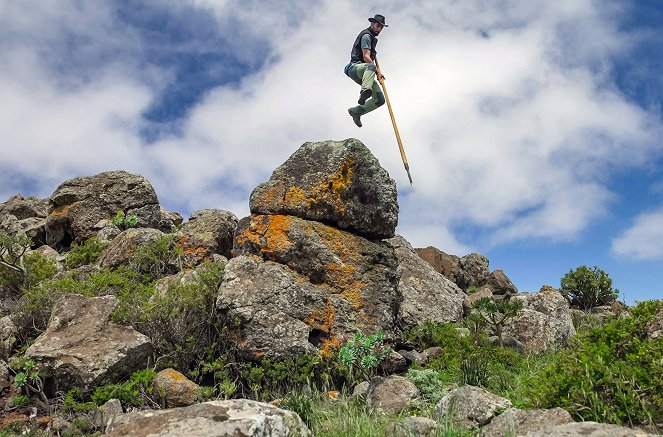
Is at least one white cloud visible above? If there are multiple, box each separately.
[0,0,661,251]
[612,207,663,260]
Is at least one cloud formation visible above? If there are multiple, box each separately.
[612,207,663,260]
[0,0,661,257]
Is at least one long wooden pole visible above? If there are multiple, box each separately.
[375,57,413,186]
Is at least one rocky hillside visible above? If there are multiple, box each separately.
[0,138,661,436]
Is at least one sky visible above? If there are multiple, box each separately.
[1,0,662,303]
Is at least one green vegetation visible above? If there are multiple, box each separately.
[111,210,138,230]
[337,332,390,384]
[471,297,524,347]
[65,237,108,269]
[92,369,157,407]
[560,265,618,311]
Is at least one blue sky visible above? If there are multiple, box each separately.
[1,0,662,303]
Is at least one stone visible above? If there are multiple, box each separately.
[0,195,48,246]
[422,346,443,361]
[175,209,238,263]
[398,349,428,366]
[381,351,409,374]
[367,375,420,414]
[153,368,200,408]
[458,253,490,290]
[479,408,573,437]
[248,139,398,239]
[414,246,462,283]
[523,421,659,436]
[485,269,518,296]
[646,307,663,340]
[45,171,175,250]
[352,381,370,398]
[105,399,311,437]
[25,294,152,393]
[97,228,167,270]
[387,236,465,330]
[434,385,512,430]
[0,316,18,361]
[0,359,10,392]
[488,335,525,353]
[386,416,439,437]
[463,286,494,315]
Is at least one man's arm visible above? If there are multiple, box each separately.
[362,48,385,81]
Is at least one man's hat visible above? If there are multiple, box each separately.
[368,14,388,27]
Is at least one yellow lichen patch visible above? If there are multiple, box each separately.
[160,368,190,383]
[284,186,308,207]
[320,335,342,357]
[307,158,354,213]
[235,215,295,256]
[49,202,78,218]
[176,236,209,267]
[305,302,336,332]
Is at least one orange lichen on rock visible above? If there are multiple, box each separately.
[305,303,336,332]
[319,335,342,357]
[160,368,190,382]
[176,235,209,266]
[49,202,78,218]
[235,214,295,255]
[306,158,354,213]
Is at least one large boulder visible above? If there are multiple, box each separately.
[504,287,575,353]
[105,399,311,437]
[478,407,573,437]
[414,246,462,283]
[153,368,200,408]
[485,269,518,296]
[386,236,465,329]
[25,294,152,393]
[0,194,49,246]
[97,228,167,270]
[524,421,659,436]
[45,171,175,250]
[434,385,512,430]
[366,375,420,414]
[175,209,238,262]
[458,253,491,290]
[249,139,398,239]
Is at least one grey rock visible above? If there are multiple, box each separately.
[153,368,200,408]
[0,195,48,246]
[25,294,152,393]
[352,381,370,398]
[105,399,311,437]
[381,351,409,374]
[488,335,525,353]
[386,416,439,437]
[0,194,48,221]
[367,375,420,414]
[0,316,18,361]
[0,359,10,392]
[646,306,663,340]
[422,346,443,361]
[398,349,428,366]
[249,139,398,239]
[524,421,658,436]
[176,209,238,261]
[459,253,490,290]
[486,269,518,296]
[45,171,173,250]
[97,228,167,270]
[463,286,494,315]
[434,385,512,430]
[479,408,573,437]
[387,235,465,330]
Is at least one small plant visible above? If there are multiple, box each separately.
[65,237,109,269]
[560,266,618,311]
[407,368,447,404]
[128,235,181,279]
[92,369,157,407]
[0,232,33,290]
[111,210,138,230]
[337,332,390,384]
[460,355,490,387]
[466,285,481,294]
[8,394,31,407]
[471,297,523,347]
[60,388,97,413]
[9,356,49,413]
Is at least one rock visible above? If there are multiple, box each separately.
[386,416,439,437]
[422,346,443,361]
[352,381,370,398]
[387,236,465,329]
[434,385,512,430]
[458,253,490,290]
[485,269,518,296]
[367,375,420,414]
[463,286,494,315]
[224,213,401,358]
[92,398,124,429]
[479,408,573,437]
[0,359,11,392]
[175,209,238,264]
[504,287,575,353]
[488,335,525,353]
[153,368,200,408]
[646,307,663,340]
[105,399,311,437]
[381,351,408,374]
[590,301,631,324]
[96,219,121,242]
[398,349,428,366]
[45,171,174,250]
[415,246,462,283]
[248,139,398,239]
[31,245,62,263]
[25,294,152,393]
[0,195,48,246]
[97,228,167,270]
[0,316,18,361]
[524,421,659,436]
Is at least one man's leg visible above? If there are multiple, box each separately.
[347,63,384,127]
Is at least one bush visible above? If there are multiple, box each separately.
[471,297,523,347]
[407,368,447,403]
[337,332,390,385]
[560,266,618,311]
[65,237,108,269]
[92,369,157,407]
[525,300,663,429]
[128,235,182,280]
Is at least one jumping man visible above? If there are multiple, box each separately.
[344,14,387,127]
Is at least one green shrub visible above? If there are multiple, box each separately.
[8,394,31,407]
[111,210,137,230]
[92,369,156,407]
[337,332,390,385]
[240,354,325,400]
[460,355,490,387]
[61,388,96,413]
[128,235,182,280]
[471,297,523,347]
[1,249,56,295]
[65,237,108,269]
[407,368,447,404]
[560,266,618,311]
[525,300,663,429]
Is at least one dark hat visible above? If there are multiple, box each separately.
[368,14,388,27]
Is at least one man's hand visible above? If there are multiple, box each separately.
[377,72,385,82]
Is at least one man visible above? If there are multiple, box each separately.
[344,14,387,127]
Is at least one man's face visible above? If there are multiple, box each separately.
[370,22,384,35]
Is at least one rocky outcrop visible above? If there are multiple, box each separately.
[97,228,166,269]
[366,375,419,414]
[25,294,152,393]
[524,421,659,436]
[504,287,575,353]
[0,194,48,246]
[478,408,573,437]
[175,209,238,262]
[249,139,398,239]
[0,316,17,361]
[105,399,311,437]
[434,385,512,430]
[387,236,465,330]
[45,171,176,250]
[646,307,663,340]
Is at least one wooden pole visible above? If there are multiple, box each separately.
[375,57,413,186]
